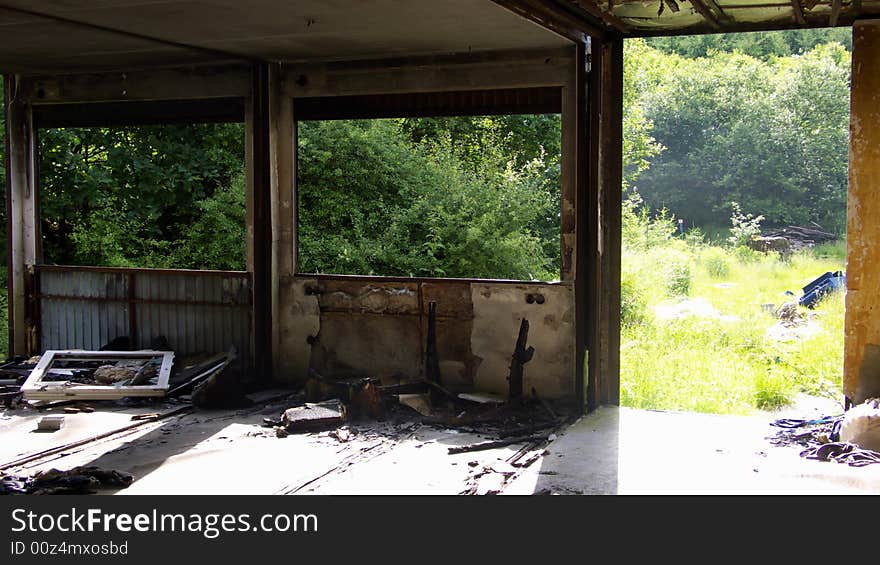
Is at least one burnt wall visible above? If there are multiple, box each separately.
[277,275,575,400]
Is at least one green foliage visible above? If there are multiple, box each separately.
[664,259,692,297]
[39,123,245,268]
[727,202,765,248]
[297,119,558,280]
[621,216,845,414]
[702,248,731,279]
[621,270,648,329]
[630,39,851,233]
[646,28,852,60]
[622,191,677,251]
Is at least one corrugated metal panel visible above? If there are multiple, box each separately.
[39,270,128,351]
[35,267,252,370]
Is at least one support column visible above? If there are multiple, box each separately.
[845,20,880,404]
[4,75,39,357]
[583,38,603,412]
[248,64,273,381]
[269,64,298,382]
[598,37,624,406]
[246,62,297,383]
[568,38,596,412]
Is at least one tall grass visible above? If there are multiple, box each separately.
[621,237,845,415]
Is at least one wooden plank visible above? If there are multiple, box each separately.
[703,0,734,23]
[790,0,807,25]
[569,0,632,33]
[689,0,723,29]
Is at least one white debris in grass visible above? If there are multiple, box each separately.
[653,298,740,323]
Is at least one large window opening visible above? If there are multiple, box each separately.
[619,29,850,415]
[37,116,246,271]
[295,113,562,282]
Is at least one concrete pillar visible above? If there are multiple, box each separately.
[846,20,880,403]
[4,75,39,356]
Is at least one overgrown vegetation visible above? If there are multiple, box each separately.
[620,200,845,414]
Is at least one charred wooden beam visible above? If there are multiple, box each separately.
[569,0,632,33]
[251,63,273,382]
[830,0,842,25]
[703,0,733,22]
[491,0,606,42]
[508,318,535,399]
[448,434,549,454]
[791,0,807,24]
[426,302,441,385]
[689,0,722,29]
[598,38,624,406]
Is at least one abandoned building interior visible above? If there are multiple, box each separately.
[2,1,880,495]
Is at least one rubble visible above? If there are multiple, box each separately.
[37,415,65,431]
[280,399,347,433]
[1,466,133,495]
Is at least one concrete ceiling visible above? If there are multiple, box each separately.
[0,0,573,74]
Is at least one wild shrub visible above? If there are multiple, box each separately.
[621,270,649,329]
[727,201,764,248]
[665,261,692,296]
[702,248,731,279]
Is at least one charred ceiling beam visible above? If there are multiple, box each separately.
[830,0,842,25]
[568,0,632,34]
[703,0,734,22]
[791,0,807,24]
[0,3,254,63]
[491,0,607,42]
[688,0,722,28]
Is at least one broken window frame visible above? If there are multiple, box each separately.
[21,350,175,401]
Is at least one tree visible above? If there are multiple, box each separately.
[631,41,850,233]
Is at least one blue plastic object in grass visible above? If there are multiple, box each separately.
[798,271,846,309]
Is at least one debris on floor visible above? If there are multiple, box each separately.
[769,401,880,468]
[20,350,174,401]
[278,399,347,434]
[1,466,133,495]
[37,415,65,432]
[839,398,880,451]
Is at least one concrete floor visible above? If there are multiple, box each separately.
[505,405,880,494]
[2,395,878,495]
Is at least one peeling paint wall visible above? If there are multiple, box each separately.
[276,276,576,400]
[846,20,880,403]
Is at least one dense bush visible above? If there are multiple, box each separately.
[702,248,731,279]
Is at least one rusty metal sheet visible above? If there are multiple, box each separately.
[34,267,252,370]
